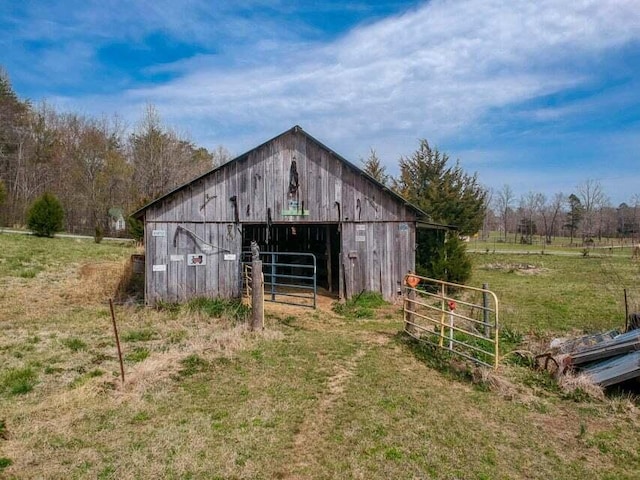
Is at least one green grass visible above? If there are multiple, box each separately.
[1,367,37,395]
[62,337,88,352]
[186,297,251,321]
[470,252,639,333]
[125,347,150,363]
[332,291,388,319]
[121,328,157,342]
[0,233,133,279]
[2,232,640,479]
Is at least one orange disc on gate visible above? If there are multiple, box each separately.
[406,275,420,288]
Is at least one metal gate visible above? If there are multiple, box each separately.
[403,274,500,368]
[242,251,317,308]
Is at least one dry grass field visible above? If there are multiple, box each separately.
[1,233,639,479]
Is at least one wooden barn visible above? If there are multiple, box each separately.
[133,126,444,306]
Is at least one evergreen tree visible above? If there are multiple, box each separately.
[126,215,144,242]
[565,194,583,246]
[394,140,486,235]
[26,192,64,237]
[361,148,389,185]
[393,140,486,284]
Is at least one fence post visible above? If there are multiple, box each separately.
[483,283,490,337]
[405,287,416,334]
[251,259,264,330]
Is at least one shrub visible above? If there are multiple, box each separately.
[126,216,144,242]
[26,192,64,237]
[418,232,472,285]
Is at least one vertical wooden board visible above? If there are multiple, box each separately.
[204,223,220,298]
[166,223,177,302]
[276,137,287,222]
[175,223,187,302]
[354,223,367,293]
[378,223,389,300]
[407,223,416,274]
[217,223,230,298]
[153,222,169,304]
[236,159,252,221]
[203,172,218,223]
[144,221,153,305]
[230,224,242,297]
[195,223,207,296]
[187,179,200,222]
[228,159,239,222]
[387,223,396,300]
[395,223,406,298]
[341,223,357,298]
[253,151,266,220]
[297,136,307,219]
[334,160,342,223]
[367,222,380,293]
[222,166,232,224]
[320,149,330,222]
[263,143,273,223]
[166,194,182,222]
[184,224,197,299]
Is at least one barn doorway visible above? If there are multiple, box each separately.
[242,223,341,294]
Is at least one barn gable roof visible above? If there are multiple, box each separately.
[132,125,447,228]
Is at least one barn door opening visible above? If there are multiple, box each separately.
[242,223,340,294]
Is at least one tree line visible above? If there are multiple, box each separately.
[489,181,640,246]
[0,69,230,236]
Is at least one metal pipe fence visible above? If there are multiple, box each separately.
[403,274,500,369]
[242,251,317,308]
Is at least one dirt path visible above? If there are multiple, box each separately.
[283,346,368,479]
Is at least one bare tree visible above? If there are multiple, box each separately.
[540,192,565,244]
[517,191,544,244]
[576,179,607,241]
[494,184,515,242]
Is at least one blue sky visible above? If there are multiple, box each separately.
[2,0,640,205]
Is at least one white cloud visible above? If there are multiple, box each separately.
[25,0,640,202]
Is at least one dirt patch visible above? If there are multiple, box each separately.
[481,262,548,275]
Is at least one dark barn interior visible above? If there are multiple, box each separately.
[242,223,341,294]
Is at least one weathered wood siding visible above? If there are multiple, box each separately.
[143,128,419,304]
[145,129,417,225]
[145,221,242,305]
[341,222,415,301]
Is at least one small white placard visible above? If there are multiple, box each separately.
[223,254,237,261]
[356,225,366,231]
[170,255,184,262]
[187,254,206,266]
[355,235,366,242]
[152,264,166,272]
[152,230,166,237]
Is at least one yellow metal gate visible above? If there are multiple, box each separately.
[403,274,500,369]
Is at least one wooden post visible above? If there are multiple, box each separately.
[405,287,416,334]
[326,225,332,293]
[251,260,264,330]
[109,298,125,384]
